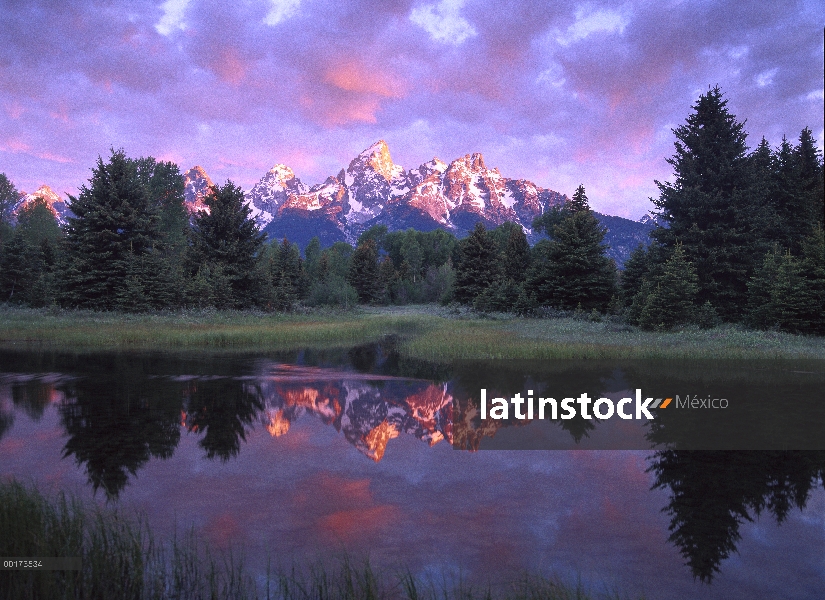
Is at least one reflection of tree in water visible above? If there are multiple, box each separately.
[649,450,825,582]
[450,361,611,448]
[183,379,263,461]
[0,409,12,442]
[11,379,53,420]
[60,359,182,500]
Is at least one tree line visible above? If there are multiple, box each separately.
[0,87,822,334]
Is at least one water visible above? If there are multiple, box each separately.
[1,345,823,599]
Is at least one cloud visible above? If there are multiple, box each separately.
[556,5,631,46]
[155,0,191,36]
[0,0,822,219]
[409,0,477,45]
[755,67,778,87]
[263,0,301,26]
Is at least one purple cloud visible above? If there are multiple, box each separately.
[0,0,822,218]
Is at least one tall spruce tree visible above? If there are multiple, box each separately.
[635,244,699,330]
[0,196,62,306]
[0,173,19,228]
[569,184,590,213]
[347,238,380,303]
[186,181,266,309]
[527,191,616,311]
[651,87,756,320]
[454,222,498,305]
[62,150,171,310]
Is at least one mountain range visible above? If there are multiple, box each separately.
[13,141,656,266]
[183,141,655,265]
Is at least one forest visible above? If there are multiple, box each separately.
[0,87,822,335]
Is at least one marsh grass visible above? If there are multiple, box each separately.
[0,481,642,600]
[1,305,822,360]
[0,480,256,600]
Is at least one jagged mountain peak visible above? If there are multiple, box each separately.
[183,165,214,214]
[266,164,296,184]
[184,165,212,181]
[450,152,487,172]
[348,140,403,183]
[15,184,72,224]
[425,157,447,172]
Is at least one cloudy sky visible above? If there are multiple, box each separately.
[1,0,822,219]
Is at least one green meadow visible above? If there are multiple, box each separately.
[1,304,823,360]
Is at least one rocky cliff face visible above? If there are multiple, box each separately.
[182,166,214,214]
[232,140,568,247]
[13,185,72,225]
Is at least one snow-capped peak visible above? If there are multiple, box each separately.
[14,185,72,224]
[349,140,403,183]
[267,164,296,184]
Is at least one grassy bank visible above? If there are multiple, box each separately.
[1,304,824,360]
[0,480,637,600]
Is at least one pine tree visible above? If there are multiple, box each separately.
[636,244,699,330]
[569,184,589,213]
[746,247,782,329]
[377,256,397,304]
[270,238,304,310]
[186,181,266,309]
[347,238,380,303]
[651,87,755,320]
[454,222,498,305]
[0,173,19,227]
[528,205,616,311]
[795,226,825,334]
[63,150,170,310]
[5,197,63,306]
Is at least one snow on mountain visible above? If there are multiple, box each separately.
[14,185,73,225]
[246,164,309,228]
[183,166,214,214]
[252,141,572,246]
[342,140,405,225]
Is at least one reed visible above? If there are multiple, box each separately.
[0,480,643,600]
[1,305,822,360]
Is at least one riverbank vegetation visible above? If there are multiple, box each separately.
[0,480,640,600]
[1,304,823,360]
[1,88,822,336]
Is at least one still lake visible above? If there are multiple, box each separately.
[1,344,823,599]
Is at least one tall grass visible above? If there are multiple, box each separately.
[0,480,255,600]
[0,481,642,600]
[1,305,822,360]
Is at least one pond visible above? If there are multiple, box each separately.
[1,343,823,599]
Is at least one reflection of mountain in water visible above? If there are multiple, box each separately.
[2,351,824,586]
[249,365,453,461]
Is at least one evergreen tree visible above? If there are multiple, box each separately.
[569,184,590,213]
[347,238,380,304]
[304,236,322,281]
[270,238,305,310]
[186,181,266,309]
[377,256,397,304]
[0,197,63,306]
[651,87,756,320]
[531,205,570,237]
[635,244,699,330]
[62,150,171,310]
[454,222,498,305]
[0,173,19,228]
[620,244,650,306]
[746,247,782,329]
[527,204,616,311]
[792,128,824,235]
[133,157,189,257]
[797,226,825,335]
